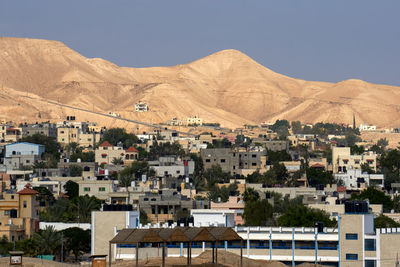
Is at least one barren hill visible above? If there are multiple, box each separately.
[1,37,400,128]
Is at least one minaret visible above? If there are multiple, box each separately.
[353,114,356,129]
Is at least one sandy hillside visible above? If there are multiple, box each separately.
[1,37,400,128]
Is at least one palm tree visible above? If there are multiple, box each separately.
[119,172,134,204]
[72,195,101,223]
[112,157,123,165]
[33,226,62,255]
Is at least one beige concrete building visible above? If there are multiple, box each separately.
[332,147,377,174]
[0,184,39,241]
[95,141,125,165]
[91,210,139,257]
[78,179,115,201]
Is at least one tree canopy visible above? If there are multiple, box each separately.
[277,205,336,227]
[100,128,138,148]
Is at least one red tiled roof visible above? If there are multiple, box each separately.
[126,147,138,153]
[330,140,338,144]
[337,186,346,192]
[99,141,112,147]
[311,163,325,168]
[17,184,38,195]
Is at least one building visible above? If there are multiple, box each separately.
[16,179,64,197]
[210,196,245,225]
[191,209,241,227]
[148,156,194,178]
[0,184,39,241]
[95,141,125,165]
[97,201,400,267]
[21,123,57,139]
[78,179,115,201]
[201,148,266,175]
[186,116,203,126]
[359,124,377,132]
[334,169,384,189]
[58,160,97,179]
[91,209,139,256]
[3,142,45,170]
[5,142,45,158]
[332,147,377,174]
[134,101,149,112]
[138,189,208,223]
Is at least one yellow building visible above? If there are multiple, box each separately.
[0,184,39,241]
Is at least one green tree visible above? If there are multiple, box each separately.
[64,180,79,199]
[62,227,91,261]
[266,150,291,164]
[306,167,334,187]
[33,226,62,255]
[203,164,233,189]
[69,165,83,177]
[190,153,205,190]
[351,187,393,212]
[243,199,274,226]
[243,188,260,203]
[361,163,375,174]
[270,120,290,139]
[374,214,400,229]
[207,184,238,202]
[148,141,186,160]
[112,157,123,165]
[71,195,101,223]
[0,236,13,255]
[40,198,70,222]
[351,145,365,155]
[100,128,138,148]
[291,121,302,134]
[140,208,150,225]
[278,205,336,227]
[15,238,39,257]
[33,186,54,206]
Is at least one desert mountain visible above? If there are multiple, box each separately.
[1,37,400,129]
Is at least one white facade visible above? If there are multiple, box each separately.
[359,124,377,131]
[135,102,149,112]
[5,142,45,157]
[190,209,240,227]
[334,169,384,189]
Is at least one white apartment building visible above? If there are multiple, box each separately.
[334,169,384,189]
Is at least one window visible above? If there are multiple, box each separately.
[23,201,27,208]
[252,154,257,158]
[11,195,14,200]
[346,233,358,240]
[220,159,226,163]
[4,210,9,216]
[84,187,90,192]
[346,254,358,260]
[26,160,30,164]
[365,239,376,251]
[99,187,105,192]
[252,163,257,166]
[176,170,180,174]
[365,260,376,267]
[205,159,211,163]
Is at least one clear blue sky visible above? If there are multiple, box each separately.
[1,0,399,85]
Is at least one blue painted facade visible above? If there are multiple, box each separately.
[5,142,45,157]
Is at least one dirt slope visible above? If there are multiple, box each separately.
[1,37,400,128]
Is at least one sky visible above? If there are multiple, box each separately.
[1,0,400,86]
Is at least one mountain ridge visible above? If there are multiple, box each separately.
[0,37,400,128]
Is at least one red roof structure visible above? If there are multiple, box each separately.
[17,184,39,195]
[126,147,138,153]
[99,141,112,147]
[337,186,346,192]
[311,163,325,169]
